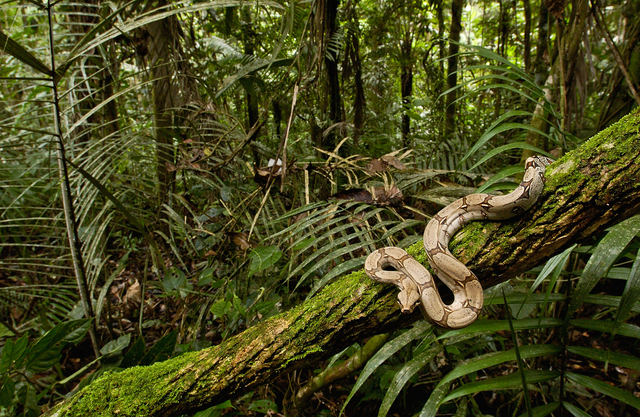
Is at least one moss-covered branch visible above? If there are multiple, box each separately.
[48,109,640,417]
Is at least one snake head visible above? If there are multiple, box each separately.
[397,278,421,313]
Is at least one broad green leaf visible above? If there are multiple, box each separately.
[101,334,132,356]
[567,215,640,320]
[248,246,282,277]
[0,335,28,373]
[66,1,285,66]
[419,380,453,417]
[484,293,566,306]
[562,401,592,417]
[441,370,560,404]
[476,166,522,193]
[437,318,563,339]
[0,375,15,408]
[530,244,577,294]
[468,141,551,171]
[140,330,177,366]
[584,294,640,312]
[437,345,560,387]
[121,336,146,369]
[615,247,640,330]
[566,372,640,410]
[461,117,550,167]
[163,267,189,293]
[269,201,328,226]
[341,322,432,413]
[248,399,278,413]
[194,400,235,417]
[378,344,443,417]
[0,29,51,76]
[210,300,232,319]
[379,219,423,241]
[25,319,91,372]
[292,237,316,251]
[570,319,640,339]
[567,346,640,371]
[63,319,92,345]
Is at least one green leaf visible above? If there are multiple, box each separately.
[101,334,132,357]
[248,246,282,277]
[484,293,566,306]
[468,141,552,171]
[0,335,28,374]
[567,215,640,320]
[63,319,92,345]
[475,165,523,193]
[378,344,443,417]
[248,399,278,413]
[570,319,640,339]
[194,400,235,417]
[516,402,561,417]
[562,401,592,417]
[197,267,219,287]
[210,300,232,319]
[25,319,91,372]
[461,117,550,167]
[163,267,188,293]
[567,346,640,372]
[292,236,316,251]
[530,244,577,294]
[0,375,15,409]
[441,370,560,404]
[140,331,177,366]
[341,322,432,413]
[437,318,563,339]
[0,28,51,76]
[121,336,146,368]
[437,345,561,388]
[419,380,453,417]
[615,246,640,330]
[566,372,640,410]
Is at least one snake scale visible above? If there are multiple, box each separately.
[365,156,554,329]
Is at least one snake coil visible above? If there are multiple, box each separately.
[365,156,553,329]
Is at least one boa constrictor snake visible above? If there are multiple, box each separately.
[365,156,554,329]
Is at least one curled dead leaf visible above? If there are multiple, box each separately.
[230,232,252,250]
[380,154,407,170]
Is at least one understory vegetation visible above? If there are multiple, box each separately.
[1,0,639,415]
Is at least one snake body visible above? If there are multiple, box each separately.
[365,156,553,329]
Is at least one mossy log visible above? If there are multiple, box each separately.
[48,109,640,417]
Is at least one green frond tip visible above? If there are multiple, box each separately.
[0,29,52,76]
[282,346,323,368]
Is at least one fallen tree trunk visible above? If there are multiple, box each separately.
[48,109,640,417]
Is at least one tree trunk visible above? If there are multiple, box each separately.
[47,109,640,417]
[148,13,177,202]
[443,0,464,140]
[533,0,549,86]
[400,30,413,147]
[323,0,343,152]
[523,0,531,72]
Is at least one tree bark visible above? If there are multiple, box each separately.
[400,30,413,147]
[47,109,640,417]
[323,0,343,152]
[443,0,464,139]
